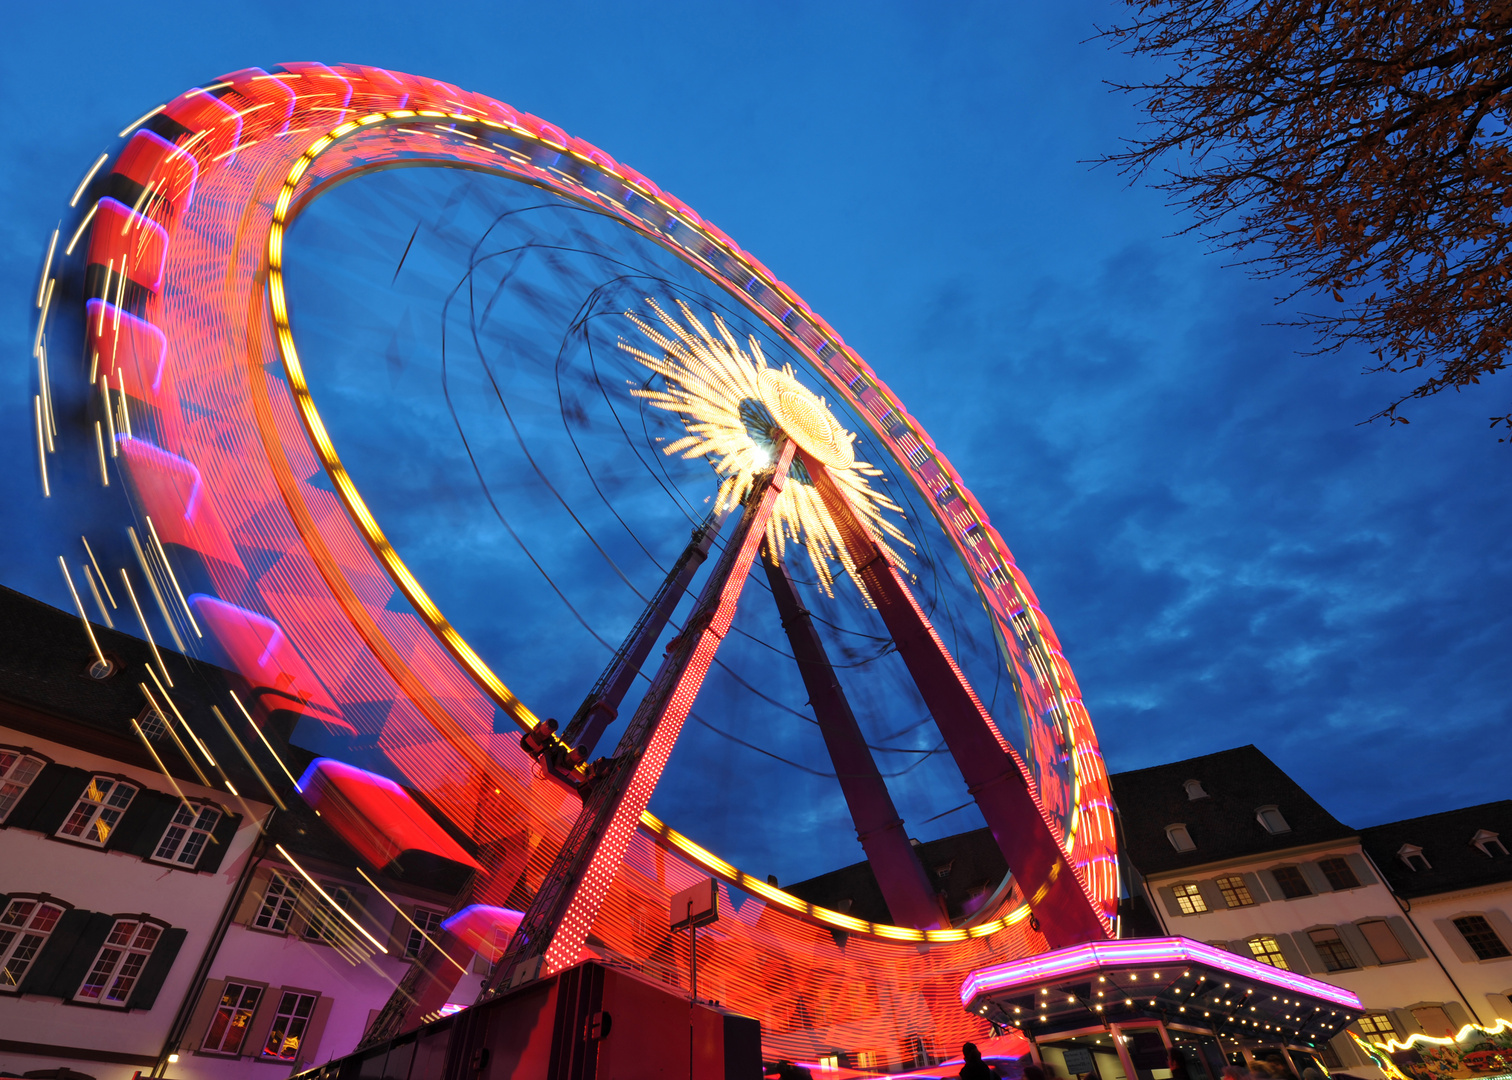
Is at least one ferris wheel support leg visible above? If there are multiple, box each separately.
[803,452,1110,948]
[561,508,729,759]
[482,441,798,997]
[761,547,946,930]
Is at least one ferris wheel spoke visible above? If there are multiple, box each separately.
[762,545,946,931]
[801,450,1110,947]
[485,441,798,991]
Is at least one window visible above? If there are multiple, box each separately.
[405,909,445,960]
[136,705,167,742]
[0,898,64,991]
[1184,779,1208,800]
[1358,919,1411,964]
[1271,865,1312,899]
[1472,830,1508,858]
[1166,824,1196,852]
[1308,928,1357,971]
[1216,875,1255,908]
[1173,883,1208,915]
[1318,857,1360,890]
[75,919,162,1005]
[202,982,263,1054]
[0,750,46,822]
[253,872,304,933]
[262,990,318,1060]
[1398,843,1431,871]
[57,776,137,846]
[153,802,221,868]
[1256,805,1291,835]
[1453,915,1511,960]
[302,886,356,944]
[1357,1014,1396,1037]
[1247,936,1289,969]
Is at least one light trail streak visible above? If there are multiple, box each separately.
[58,557,107,671]
[145,664,216,767]
[65,202,98,256]
[274,844,389,954]
[83,564,113,628]
[354,867,467,975]
[118,104,164,138]
[130,715,196,815]
[94,422,109,486]
[119,567,171,686]
[145,517,202,636]
[211,706,286,810]
[100,376,117,455]
[82,537,116,607]
[34,397,49,498]
[227,690,302,789]
[37,228,58,304]
[129,526,187,651]
[140,681,212,788]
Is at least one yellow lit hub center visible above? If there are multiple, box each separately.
[623,299,912,600]
[757,367,856,470]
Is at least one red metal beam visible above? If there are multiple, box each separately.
[802,451,1109,947]
[484,441,799,992]
[762,548,944,930]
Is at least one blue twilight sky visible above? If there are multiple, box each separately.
[2,2,1508,886]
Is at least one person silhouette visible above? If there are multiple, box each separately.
[960,1042,994,1079]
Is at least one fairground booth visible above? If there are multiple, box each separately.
[961,938,1364,1080]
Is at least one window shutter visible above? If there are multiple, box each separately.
[1337,921,1377,966]
[234,866,275,925]
[1391,1009,1422,1035]
[1227,939,1252,959]
[1484,910,1512,952]
[1329,1034,1364,1068]
[1241,872,1270,903]
[1274,935,1308,973]
[1387,916,1429,960]
[1195,880,1224,912]
[385,904,412,957]
[1299,862,1332,894]
[1485,993,1512,1021]
[112,789,180,857]
[1443,1002,1473,1031]
[299,995,334,1067]
[197,811,243,874]
[245,984,282,1057]
[1435,918,1480,963]
[183,978,228,1051]
[5,764,90,833]
[126,925,186,1009]
[1291,932,1325,973]
[1344,853,1377,886]
[1157,886,1183,917]
[20,910,114,998]
[1257,869,1283,900]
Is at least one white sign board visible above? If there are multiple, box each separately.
[669,877,719,930]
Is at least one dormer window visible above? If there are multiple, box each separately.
[1166,823,1197,852]
[1398,843,1431,871]
[1184,779,1209,801]
[1471,830,1507,858]
[1256,806,1291,835]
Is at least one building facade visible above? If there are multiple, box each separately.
[1113,746,1512,1077]
[0,586,476,1080]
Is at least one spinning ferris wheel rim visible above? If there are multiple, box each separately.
[36,63,1117,952]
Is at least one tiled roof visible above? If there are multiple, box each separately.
[1359,800,1512,899]
[785,826,1009,926]
[1109,744,1355,876]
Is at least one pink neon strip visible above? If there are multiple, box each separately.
[959,936,1363,1010]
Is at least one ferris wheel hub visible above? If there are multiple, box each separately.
[757,366,856,470]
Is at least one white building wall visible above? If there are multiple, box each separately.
[0,725,269,1070]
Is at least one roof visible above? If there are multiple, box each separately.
[1109,745,1355,876]
[1359,800,1512,899]
[785,826,1009,926]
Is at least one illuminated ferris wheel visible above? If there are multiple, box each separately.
[31,62,1119,1059]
